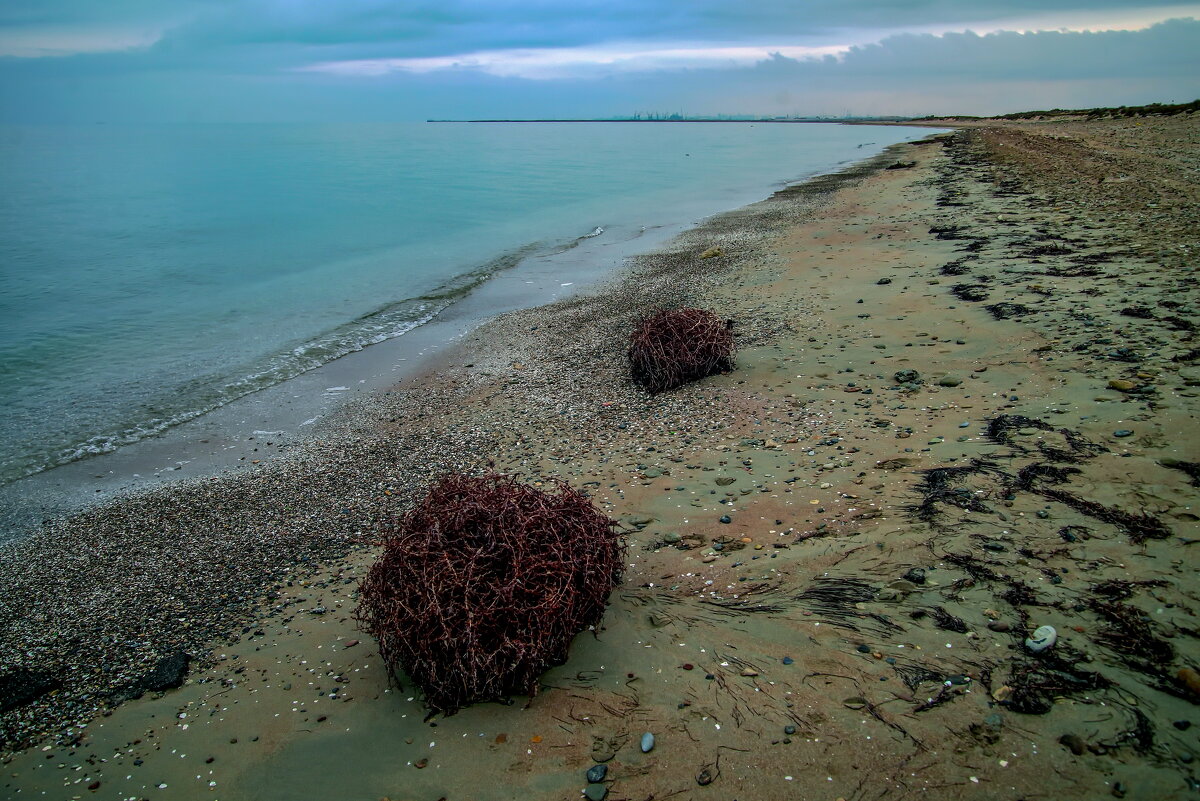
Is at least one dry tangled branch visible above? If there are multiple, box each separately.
[356,474,625,714]
[628,307,735,393]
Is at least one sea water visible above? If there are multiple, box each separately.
[0,121,930,489]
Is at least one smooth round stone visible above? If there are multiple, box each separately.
[781,656,794,665]
[586,764,607,783]
[783,725,796,735]
[719,515,732,524]
[584,783,608,801]
[1114,429,1134,438]
[1025,625,1057,653]
[662,532,681,543]
[856,644,872,653]
[938,375,963,387]
[640,732,655,753]
[903,567,927,585]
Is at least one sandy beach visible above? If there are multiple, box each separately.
[2,113,1197,801]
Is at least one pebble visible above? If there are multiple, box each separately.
[640,732,655,753]
[784,725,796,735]
[585,783,608,801]
[719,515,731,524]
[843,697,867,710]
[1025,625,1058,653]
[988,621,1012,633]
[938,375,963,387]
[902,567,926,585]
[586,764,607,783]
[1113,429,1134,438]
[781,656,794,665]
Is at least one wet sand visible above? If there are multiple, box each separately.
[2,115,1198,801]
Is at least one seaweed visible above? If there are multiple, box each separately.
[793,577,877,631]
[951,284,989,302]
[1036,488,1173,542]
[942,551,1003,581]
[928,606,969,633]
[627,307,736,394]
[908,459,1000,523]
[929,225,966,239]
[1011,463,1082,492]
[1164,315,1197,333]
[985,415,1053,448]
[1021,241,1076,257]
[1090,579,1168,601]
[1089,599,1175,667]
[1004,658,1112,715]
[985,302,1035,320]
[894,663,944,692]
[940,260,972,276]
[1159,459,1200,487]
[356,473,624,714]
[1120,306,1157,320]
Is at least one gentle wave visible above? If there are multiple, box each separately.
[0,235,573,485]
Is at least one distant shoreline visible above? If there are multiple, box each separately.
[428,117,913,124]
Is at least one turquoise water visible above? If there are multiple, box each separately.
[0,122,928,485]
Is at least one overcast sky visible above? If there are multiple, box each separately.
[1,1,1197,122]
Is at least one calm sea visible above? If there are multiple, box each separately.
[0,122,930,486]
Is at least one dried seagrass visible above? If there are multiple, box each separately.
[356,474,624,714]
[628,307,735,394]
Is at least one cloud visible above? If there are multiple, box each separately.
[290,3,1200,80]
[299,42,850,80]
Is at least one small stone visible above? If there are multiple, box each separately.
[1113,429,1134,438]
[876,277,892,285]
[938,375,963,387]
[893,369,921,384]
[782,656,794,665]
[662,532,681,543]
[1111,781,1126,798]
[640,732,655,753]
[784,725,796,735]
[740,668,759,677]
[719,515,732,524]
[902,567,926,585]
[586,764,608,783]
[1025,625,1057,653]
[696,768,714,786]
[843,697,867,710]
[584,783,608,801]
[1173,720,1192,731]
[1108,379,1136,391]
[856,644,872,653]
[988,621,1012,633]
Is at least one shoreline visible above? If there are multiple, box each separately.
[3,116,1198,800]
[0,124,935,540]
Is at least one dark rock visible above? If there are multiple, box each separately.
[0,669,60,714]
[876,277,893,285]
[1059,733,1087,755]
[903,567,927,585]
[856,644,872,653]
[584,783,608,801]
[893,369,922,385]
[783,725,796,735]
[141,651,190,692]
[781,656,794,665]
[586,764,607,783]
[1174,720,1192,731]
[719,515,731,524]
[988,621,1012,633]
[1113,429,1134,438]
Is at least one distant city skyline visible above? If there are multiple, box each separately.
[2,1,1198,123]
